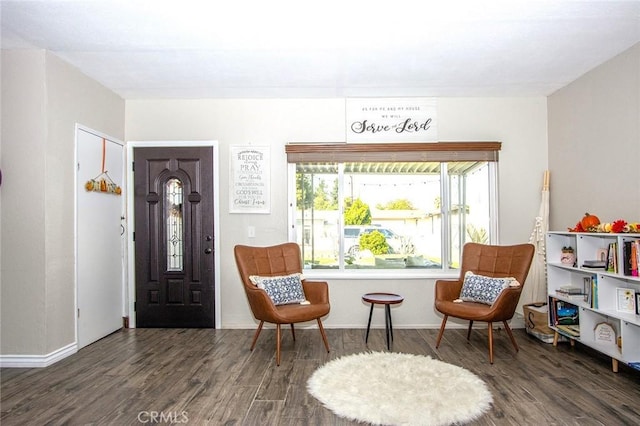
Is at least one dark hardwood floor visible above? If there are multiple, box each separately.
[2,327,640,425]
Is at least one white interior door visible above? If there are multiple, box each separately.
[76,126,125,349]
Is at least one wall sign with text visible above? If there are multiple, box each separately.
[229,146,270,214]
[346,98,438,142]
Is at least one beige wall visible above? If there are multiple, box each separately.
[126,97,548,328]
[44,53,125,351]
[1,50,48,354]
[548,43,640,230]
[0,50,125,355]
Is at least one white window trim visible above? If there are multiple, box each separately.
[286,141,501,279]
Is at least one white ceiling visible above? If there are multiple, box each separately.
[2,0,639,99]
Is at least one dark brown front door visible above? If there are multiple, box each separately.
[134,146,215,327]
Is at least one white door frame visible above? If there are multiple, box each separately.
[74,124,126,348]
[126,141,221,329]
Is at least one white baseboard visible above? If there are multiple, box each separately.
[510,313,525,329]
[220,323,448,329]
[0,342,77,368]
[219,322,525,329]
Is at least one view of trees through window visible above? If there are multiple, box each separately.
[293,160,494,271]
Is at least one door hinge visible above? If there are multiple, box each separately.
[131,161,135,172]
[77,308,80,318]
[134,302,136,312]
[132,231,135,241]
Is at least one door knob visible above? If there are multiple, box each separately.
[204,248,212,254]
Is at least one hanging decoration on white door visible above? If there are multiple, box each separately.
[85,138,122,195]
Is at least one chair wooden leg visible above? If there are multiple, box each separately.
[290,324,296,341]
[503,320,519,352]
[488,322,494,364]
[435,315,448,348]
[467,320,474,340]
[250,321,264,351]
[317,319,330,353]
[276,324,282,366]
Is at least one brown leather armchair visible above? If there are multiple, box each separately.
[234,242,330,366]
[435,242,535,363]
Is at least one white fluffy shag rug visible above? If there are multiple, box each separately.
[307,352,493,426]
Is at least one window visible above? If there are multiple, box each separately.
[287,142,500,272]
[166,178,184,271]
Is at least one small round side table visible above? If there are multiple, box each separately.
[362,292,404,350]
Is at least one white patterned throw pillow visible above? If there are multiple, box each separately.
[249,273,307,305]
[459,271,520,305]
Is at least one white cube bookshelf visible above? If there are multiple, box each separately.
[546,232,640,373]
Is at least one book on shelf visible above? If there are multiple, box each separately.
[557,285,583,294]
[549,297,579,326]
[572,275,598,308]
[622,240,639,277]
[556,324,580,337]
[607,242,618,273]
[623,241,632,276]
[633,241,639,277]
[582,260,606,268]
[555,285,587,301]
[555,292,587,300]
[583,276,591,306]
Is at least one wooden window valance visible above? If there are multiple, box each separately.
[285,142,501,163]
